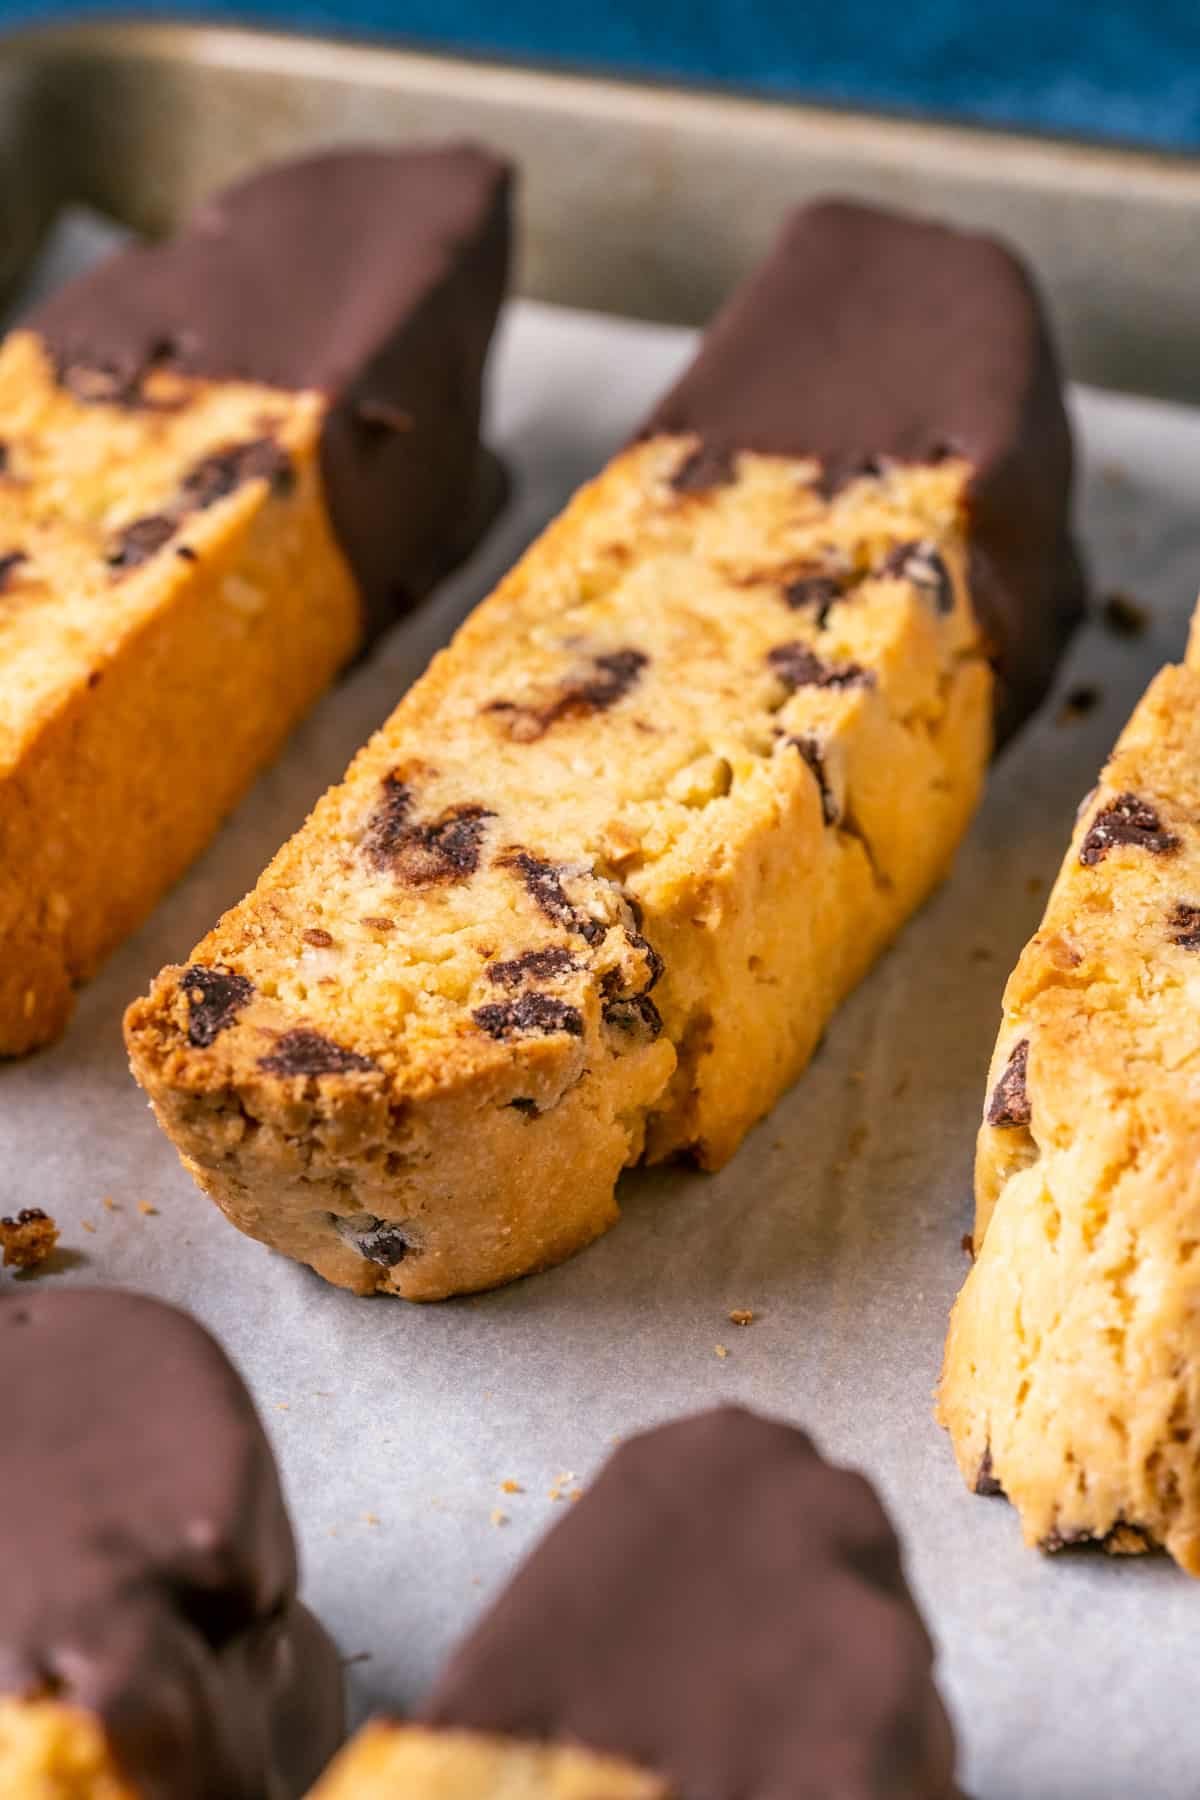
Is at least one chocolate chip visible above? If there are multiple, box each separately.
[602,993,663,1038]
[363,775,493,884]
[2,1207,49,1226]
[302,928,334,949]
[1058,683,1101,724]
[814,454,884,500]
[176,545,199,563]
[501,851,606,945]
[671,442,736,493]
[487,947,578,989]
[768,643,871,692]
[788,734,837,825]
[879,540,954,613]
[473,995,584,1039]
[0,551,26,592]
[258,1029,377,1076]
[1169,901,1200,949]
[181,965,253,1048]
[975,1448,1004,1497]
[783,573,842,620]
[179,437,294,510]
[1079,793,1179,866]
[336,1214,410,1267]
[108,514,177,570]
[626,930,664,990]
[986,1039,1031,1129]
[490,648,649,741]
[1101,591,1148,638]
[509,1097,539,1116]
[0,441,9,473]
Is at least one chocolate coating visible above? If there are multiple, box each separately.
[426,1405,958,1799]
[30,145,512,639]
[641,199,1085,741]
[0,1289,343,1799]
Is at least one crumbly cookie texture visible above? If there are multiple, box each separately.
[939,648,1200,1573]
[127,435,990,1300]
[0,1700,135,1800]
[0,329,361,1055]
[307,1725,666,1799]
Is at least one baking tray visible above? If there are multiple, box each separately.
[3,24,1200,1800]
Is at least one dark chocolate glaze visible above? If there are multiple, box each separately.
[640,199,1085,742]
[0,1289,343,1799]
[425,1405,958,1799]
[30,145,512,640]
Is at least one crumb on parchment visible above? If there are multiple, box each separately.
[729,1309,755,1327]
[0,1207,59,1270]
[138,1200,158,1215]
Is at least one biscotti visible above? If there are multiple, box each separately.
[414,1407,958,1799]
[0,1288,343,1798]
[0,145,509,1055]
[939,626,1200,1574]
[126,199,1082,1301]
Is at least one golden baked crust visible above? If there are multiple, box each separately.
[127,436,990,1299]
[0,331,361,1054]
[0,1698,135,1799]
[939,646,1200,1573]
[307,1723,666,1798]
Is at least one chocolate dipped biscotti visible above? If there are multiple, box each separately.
[0,144,510,1055]
[312,1407,959,1798]
[0,1287,343,1797]
[126,199,1082,1301]
[939,605,1200,1575]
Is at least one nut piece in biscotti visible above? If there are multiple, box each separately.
[307,1724,666,1799]
[126,198,1080,1302]
[0,1288,344,1797]
[939,638,1200,1575]
[0,144,510,1056]
[421,1407,959,1799]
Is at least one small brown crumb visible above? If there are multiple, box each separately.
[1057,683,1101,724]
[175,544,199,563]
[490,1509,509,1527]
[302,927,334,949]
[277,1402,290,1412]
[0,1207,59,1269]
[729,1309,755,1327]
[962,1232,975,1261]
[80,1219,96,1234]
[714,1343,729,1360]
[548,1487,562,1502]
[1101,591,1148,638]
[361,915,395,931]
[500,1480,523,1495]
[102,1196,117,1211]
[138,1201,158,1216]
[363,1512,380,1526]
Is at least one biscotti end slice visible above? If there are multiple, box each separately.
[0,1289,343,1799]
[307,1725,666,1799]
[938,652,1200,1574]
[0,145,510,1056]
[126,431,988,1300]
[128,197,1078,1300]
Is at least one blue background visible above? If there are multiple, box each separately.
[4,1,1200,152]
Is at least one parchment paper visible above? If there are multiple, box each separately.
[4,216,1200,1800]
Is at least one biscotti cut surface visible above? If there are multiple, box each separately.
[127,433,990,1299]
[0,1699,135,1800]
[0,145,509,1055]
[307,1725,665,1799]
[939,643,1200,1574]
[0,329,361,1054]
